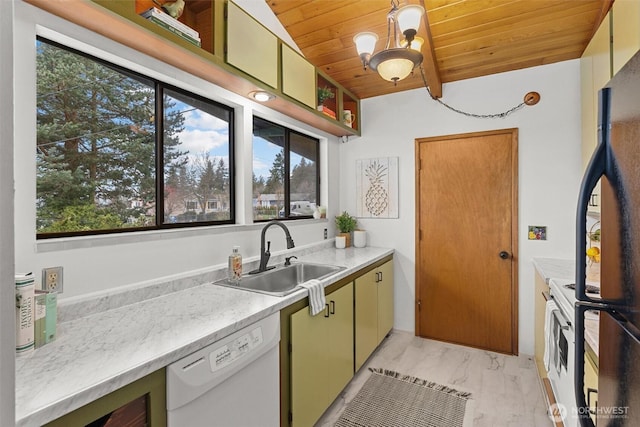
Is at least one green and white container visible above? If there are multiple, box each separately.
[15,273,35,355]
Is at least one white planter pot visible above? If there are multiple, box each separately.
[353,230,367,248]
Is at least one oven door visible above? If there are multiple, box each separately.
[548,307,578,427]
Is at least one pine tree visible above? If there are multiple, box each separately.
[36,40,186,231]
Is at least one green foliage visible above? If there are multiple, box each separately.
[36,41,163,231]
[290,157,316,201]
[335,211,357,233]
[38,204,125,233]
[36,41,237,233]
[264,149,285,194]
[253,173,266,197]
[317,86,335,105]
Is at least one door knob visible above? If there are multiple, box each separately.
[499,251,510,259]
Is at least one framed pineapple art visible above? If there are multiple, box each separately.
[355,157,399,218]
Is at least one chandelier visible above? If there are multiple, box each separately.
[353,1,425,84]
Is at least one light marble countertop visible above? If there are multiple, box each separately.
[532,257,575,283]
[15,245,394,426]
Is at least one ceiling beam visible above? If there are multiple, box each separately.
[420,0,442,98]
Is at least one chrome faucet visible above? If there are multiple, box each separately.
[249,220,295,274]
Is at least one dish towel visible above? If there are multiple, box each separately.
[543,299,558,371]
[299,279,326,316]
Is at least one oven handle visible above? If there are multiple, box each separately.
[552,308,571,330]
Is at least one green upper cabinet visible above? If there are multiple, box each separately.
[612,0,640,75]
[226,1,278,89]
[581,12,611,170]
[80,0,360,136]
[281,44,316,109]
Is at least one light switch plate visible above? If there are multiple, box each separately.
[42,266,63,293]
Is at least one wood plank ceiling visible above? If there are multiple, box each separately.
[266,0,612,100]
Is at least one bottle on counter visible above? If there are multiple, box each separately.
[228,246,242,284]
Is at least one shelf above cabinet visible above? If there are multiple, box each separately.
[26,0,360,137]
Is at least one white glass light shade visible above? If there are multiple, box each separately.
[396,4,425,34]
[353,32,378,56]
[376,57,414,82]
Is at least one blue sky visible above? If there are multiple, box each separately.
[175,100,304,181]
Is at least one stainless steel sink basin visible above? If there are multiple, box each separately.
[213,262,345,296]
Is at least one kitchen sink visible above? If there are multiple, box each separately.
[213,262,345,297]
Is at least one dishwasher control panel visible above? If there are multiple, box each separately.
[210,326,264,372]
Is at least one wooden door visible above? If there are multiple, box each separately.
[415,129,518,354]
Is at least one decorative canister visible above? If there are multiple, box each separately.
[353,230,367,248]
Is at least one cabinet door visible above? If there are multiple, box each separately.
[355,269,378,371]
[534,272,549,378]
[613,0,640,75]
[44,369,166,427]
[327,283,354,401]
[226,1,278,88]
[584,354,599,425]
[290,303,328,427]
[282,44,316,108]
[582,12,611,170]
[377,261,394,343]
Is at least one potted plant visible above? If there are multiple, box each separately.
[335,211,357,247]
[317,86,335,112]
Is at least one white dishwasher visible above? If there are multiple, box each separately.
[166,312,280,427]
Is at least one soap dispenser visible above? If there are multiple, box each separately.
[228,246,242,284]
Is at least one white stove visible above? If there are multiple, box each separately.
[546,278,600,426]
[549,278,601,323]
[549,278,577,322]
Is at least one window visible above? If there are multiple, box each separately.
[36,38,234,237]
[162,88,233,224]
[252,117,319,221]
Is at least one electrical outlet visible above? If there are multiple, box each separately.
[42,266,63,293]
[324,228,328,239]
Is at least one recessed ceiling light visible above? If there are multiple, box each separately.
[251,91,275,102]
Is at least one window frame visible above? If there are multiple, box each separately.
[36,37,235,239]
[252,116,320,222]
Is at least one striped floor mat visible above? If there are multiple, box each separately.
[335,368,473,427]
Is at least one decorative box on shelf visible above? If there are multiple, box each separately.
[140,7,201,47]
[318,105,336,119]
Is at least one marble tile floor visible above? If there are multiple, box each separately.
[316,330,553,427]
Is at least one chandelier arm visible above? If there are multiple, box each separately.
[419,68,528,119]
[384,0,399,50]
[384,13,393,50]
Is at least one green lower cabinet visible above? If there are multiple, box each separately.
[44,369,166,427]
[290,283,354,427]
[355,260,394,371]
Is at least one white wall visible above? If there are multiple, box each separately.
[13,2,341,300]
[0,1,15,425]
[339,60,583,355]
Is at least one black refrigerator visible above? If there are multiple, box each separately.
[575,50,640,426]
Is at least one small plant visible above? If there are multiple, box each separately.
[317,86,335,105]
[335,211,357,233]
